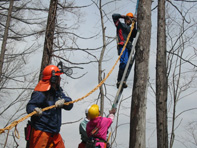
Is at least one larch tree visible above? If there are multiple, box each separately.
[91,0,106,116]
[156,0,168,147]
[129,0,152,147]
[39,0,58,80]
[0,0,14,81]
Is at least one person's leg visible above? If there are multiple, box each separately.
[117,69,124,82]
[52,133,65,148]
[119,47,129,70]
[78,142,86,148]
[117,47,129,88]
[29,129,50,148]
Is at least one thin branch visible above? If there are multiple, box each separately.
[62,118,82,125]
[167,51,197,68]
[167,0,190,23]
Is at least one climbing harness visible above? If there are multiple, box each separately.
[86,119,107,148]
[112,28,140,109]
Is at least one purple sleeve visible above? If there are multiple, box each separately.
[108,114,115,122]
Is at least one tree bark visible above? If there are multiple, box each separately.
[0,0,14,82]
[98,0,106,116]
[129,0,152,147]
[156,0,168,148]
[39,0,58,80]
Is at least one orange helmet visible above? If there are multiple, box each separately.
[34,65,63,91]
[42,65,62,80]
[126,12,133,18]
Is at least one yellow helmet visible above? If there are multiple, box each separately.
[126,12,134,18]
[88,104,99,119]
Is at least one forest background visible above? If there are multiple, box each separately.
[0,0,196,148]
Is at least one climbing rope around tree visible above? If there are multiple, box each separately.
[0,21,136,137]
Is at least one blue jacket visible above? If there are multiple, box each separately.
[26,87,73,133]
[112,13,137,50]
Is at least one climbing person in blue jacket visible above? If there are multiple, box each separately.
[112,13,137,89]
[26,65,73,148]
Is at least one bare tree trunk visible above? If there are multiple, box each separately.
[0,0,14,81]
[39,0,58,80]
[129,0,152,147]
[156,0,168,148]
[98,0,106,116]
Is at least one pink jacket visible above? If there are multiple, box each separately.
[86,114,114,148]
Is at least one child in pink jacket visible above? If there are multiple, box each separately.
[86,104,116,148]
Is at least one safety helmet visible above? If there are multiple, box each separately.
[85,106,91,114]
[126,12,134,18]
[34,65,63,92]
[42,65,62,80]
[88,104,100,119]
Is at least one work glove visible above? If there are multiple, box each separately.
[109,108,116,115]
[55,99,65,108]
[34,107,42,116]
[133,16,137,22]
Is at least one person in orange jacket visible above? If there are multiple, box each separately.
[26,65,73,148]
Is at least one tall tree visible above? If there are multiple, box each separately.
[98,0,107,116]
[39,0,58,80]
[0,0,14,81]
[156,0,168,147]
[129,0,152,147]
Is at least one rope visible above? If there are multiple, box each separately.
[0,21,136,136]
[107,132,112,143]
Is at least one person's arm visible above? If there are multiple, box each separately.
[26,91,45,114]
[79,121,88,140]
[108,108,116,122]
[61,92,73,110]
[112,13,126,26]
[130,23,137,39]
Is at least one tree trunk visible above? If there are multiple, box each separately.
[156,0,168,148]
[0,0,14,81]
[129,0,152,147]
[98,0,106,116]
[39,0,58,80]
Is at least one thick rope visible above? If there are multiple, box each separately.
[107,132,112,143]
[0,21,135,136]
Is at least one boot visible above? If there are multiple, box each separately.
[122,81,128,88]
[116,82,120,88]
[117,69,127,89]
[116,81,128,89]
[117,69,124,82]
